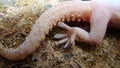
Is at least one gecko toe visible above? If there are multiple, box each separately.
[57,22,71,30]
[54,34,67,39]
[64,40,71,48]
[63,38,75,48]
[70,34,76,46]
[71,39,75,46]
[56,38,68,45]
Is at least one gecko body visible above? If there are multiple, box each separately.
[0,0,120,60]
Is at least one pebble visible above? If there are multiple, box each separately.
[64,53,74,58]
[32,56,39,62]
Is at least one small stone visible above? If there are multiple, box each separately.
[56,58,64,64]
[32,56,39,62]
[64,53,74,58]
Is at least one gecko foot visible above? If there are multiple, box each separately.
[54,22,77,48]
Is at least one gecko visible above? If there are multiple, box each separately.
[0,0,120,60]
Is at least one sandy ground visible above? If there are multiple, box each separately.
[0,0,120,68]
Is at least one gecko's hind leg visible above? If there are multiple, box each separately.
[54,22,76,48]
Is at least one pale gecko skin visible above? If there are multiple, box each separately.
[0,0,120,60]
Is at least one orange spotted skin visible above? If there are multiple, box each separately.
[0,0,120,60]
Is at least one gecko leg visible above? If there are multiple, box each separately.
[54,3,112,48]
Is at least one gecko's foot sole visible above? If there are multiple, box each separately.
[54,22,76,48]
